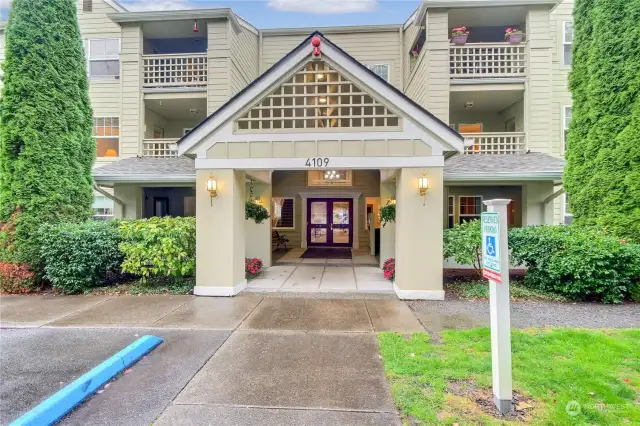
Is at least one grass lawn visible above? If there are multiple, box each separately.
[378,329,639,425]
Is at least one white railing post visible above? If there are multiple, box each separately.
[142,139,179,157]
[450,43,526,78]
[142,53,207,89]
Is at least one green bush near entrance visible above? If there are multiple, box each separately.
[443,219,482,277]
[38,221,123,294]
[119,217,196,279]
[509,226,640,304]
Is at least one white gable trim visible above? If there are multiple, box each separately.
[104,0,127,13]
[178,34,464,156]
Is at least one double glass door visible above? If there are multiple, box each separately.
[307,198,353,247]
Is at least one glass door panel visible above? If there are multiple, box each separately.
[310,228,328,243]
[310,202,327,224]
[307,198,353,247]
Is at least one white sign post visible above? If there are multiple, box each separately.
[482,199,513,414]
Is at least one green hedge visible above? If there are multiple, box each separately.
[443,219,482,277]
[509,226,640,304]
[119,217,195,279]
[38,221,122,294]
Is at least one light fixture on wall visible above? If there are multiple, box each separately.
[207,175,217,205]
[418,173,429,205]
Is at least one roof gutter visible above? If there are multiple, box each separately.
[444,171,563,182]
[260,24,402,35]
[108,8,242,33]
[93,175,196,184]
[422,0,560,7]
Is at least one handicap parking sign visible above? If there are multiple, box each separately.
[481,212,502,282]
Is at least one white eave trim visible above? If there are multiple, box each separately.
[422,0,559,7]
[108,8,241,33]
[93,174,196,184]
[260,24,402,35]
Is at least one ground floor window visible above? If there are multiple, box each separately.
[92,194,114,220]
[272,197,295,229]
[458,195,483,224]
[447,196,455,228]
[563,193,573,225]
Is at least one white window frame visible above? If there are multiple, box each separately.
[86,38,121,80]
[272,197,295,230]
[366,64,390,83]
[562,193,573,225]
[562,105,572,153]
[447,195,455,228]
[562,21,573,67]
[458,195,483,223]
[92,195,114,220]
[93,116,120,158]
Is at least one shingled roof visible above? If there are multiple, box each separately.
[93,152,565,184]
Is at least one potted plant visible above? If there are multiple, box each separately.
[505,28,525,44]
[380,203,396,227]
[245,200,270,224]
[451,27,470,45]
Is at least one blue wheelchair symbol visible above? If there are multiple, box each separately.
[485,236,496,257]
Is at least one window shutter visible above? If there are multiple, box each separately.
[83,0,93,12]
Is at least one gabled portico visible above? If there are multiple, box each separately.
[178,32,465,300]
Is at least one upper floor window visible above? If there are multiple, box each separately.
[88,39,120,80]
[563,22,573,66]
[563,106,572,152]
[366,64,390,82]
[93,117,120,157]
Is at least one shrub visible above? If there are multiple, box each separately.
[443,219,482,277]
[383,258,395,282]
[38,221,122,294]
[245,201,270,224]
[509,226,640,304]
[119,217,196,279]
[0,262,36,293]
[245,258,264,279]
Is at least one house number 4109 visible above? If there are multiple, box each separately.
[305,157,330,168]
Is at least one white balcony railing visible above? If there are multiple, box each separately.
[142,139,179,157]
[462,132,526,154]
[142,53,207,89]
[450,43,526,78]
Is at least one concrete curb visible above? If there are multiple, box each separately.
[9,335,164,426]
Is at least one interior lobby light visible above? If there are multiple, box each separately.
[319,96,327,104]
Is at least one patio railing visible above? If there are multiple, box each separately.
[142,139,179,157]
[142,53,207,89]
[462,132,526,154]
[450,43,526,79]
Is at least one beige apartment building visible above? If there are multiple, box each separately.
[0,0,575,298]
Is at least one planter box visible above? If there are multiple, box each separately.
[451,34,468,45]
[508,33,524,44]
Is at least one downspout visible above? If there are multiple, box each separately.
[93,184,126,218]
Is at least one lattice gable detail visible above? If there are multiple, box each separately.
[235,60,401,132]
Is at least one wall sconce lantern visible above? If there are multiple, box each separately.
[418,173,429,205]
[207,175,217,205]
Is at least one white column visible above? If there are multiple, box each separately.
[484,199,513,414]
[393,167,444,300]
[195,169,246,296]
[379,181,396,268]
[245,181,272,268]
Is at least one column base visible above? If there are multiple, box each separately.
[393,284,445,300]
[493,394,513,414]
[194,280,247,297]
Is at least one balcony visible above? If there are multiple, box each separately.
[142,139,179,157]
[142,54,207,89]
[450,43,526,79]
[462,132,526,155]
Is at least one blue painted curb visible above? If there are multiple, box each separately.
[10,335,164,426]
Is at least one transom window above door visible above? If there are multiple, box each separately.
[307,170,353,187]
[235,60,401,132]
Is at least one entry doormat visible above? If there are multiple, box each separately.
[301,248,352,259]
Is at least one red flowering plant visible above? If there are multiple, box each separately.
[504,28,524,39]
[245,257,264,279]
[0,262,36,293]
[382,258,395,282]
[451,26,470,37]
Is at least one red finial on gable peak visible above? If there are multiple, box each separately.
[311,36,321,56]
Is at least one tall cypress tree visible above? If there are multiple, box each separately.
[0,0,94,266]
[564,0,640,241]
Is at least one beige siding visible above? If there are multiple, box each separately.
[550,0,573,156]
[498,98,526,132]
[119,24,142,159]
[403,23,421,87]
[272,170,380,249]
[262,31,402,90]
[229,24,259,96]
[207,20,232,113]
[77,0,121,36]
[405,9,449,123]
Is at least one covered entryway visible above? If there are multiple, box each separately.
[177,32,466,299]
